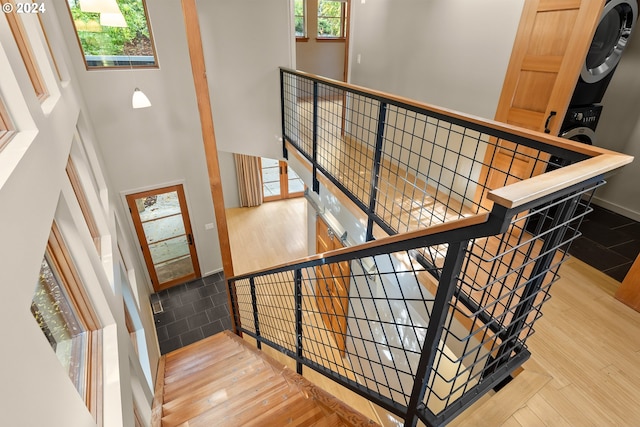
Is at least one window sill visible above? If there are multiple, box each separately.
[296,37,309,43]
[315,37,346,43]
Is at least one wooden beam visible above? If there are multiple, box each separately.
[180,0,234,280]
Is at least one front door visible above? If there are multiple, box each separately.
[126,184,201,291]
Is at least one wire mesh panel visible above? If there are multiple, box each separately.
[280,69,591,247]
[261,68,630,426]
[228,178,602,426]
[419,184,599,424]
[282,72,315,159]
[231,246,444,416]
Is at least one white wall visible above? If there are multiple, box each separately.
[593,26,640,221]
[54,0,225,277]
[296,0,346,81]
[219,150,240,208]
[197,0,294,160]
[348,0,524,120]
[0,1,157,425]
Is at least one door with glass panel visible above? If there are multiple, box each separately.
[126,184,200,291]
[261,157,305,201]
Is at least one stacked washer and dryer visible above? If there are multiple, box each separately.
[559,0,638,146]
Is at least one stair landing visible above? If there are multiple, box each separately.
[152,330,379,427]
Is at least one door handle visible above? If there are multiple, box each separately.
[544,111,557,134]
[187,234,193,245]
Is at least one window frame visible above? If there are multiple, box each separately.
[0,98,15,152]
[66,156,102,254]
[2,0,49,100]
[294,0,308,41]
[65,0,159,70]
[316,0,347,40]
[37,13,63,81]
[34,221,103,424]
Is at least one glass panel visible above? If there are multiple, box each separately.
[318,0,343,38]
[294,0,305,37]
[155,255,195,284]
[142,214,185,243]
[262,157,281,198]
[148,235,190,265]
[32,256,86,395]
[67,0,157,68]
[137,191,180,222]
[288,165,305,194]
[134,189,195,285]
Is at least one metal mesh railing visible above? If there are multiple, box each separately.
[281,69,589,242]
[224,69,626,426]
[228,179,601,426]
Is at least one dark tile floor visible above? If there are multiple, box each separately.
[569,204,640,282]
[150,272,232,354]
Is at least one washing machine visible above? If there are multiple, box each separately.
[559,104,603,144]
[548,104,603,169]
[570,0,638,106]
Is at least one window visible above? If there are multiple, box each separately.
[66,156,101,254]
[31,222,102,422]
[261,158,305,202]
[2,0,48,99]
[0,98,14,152]
[317,0,346,39]
[66,0,158,69]
[37,14,63,80]
[294,0,306,38]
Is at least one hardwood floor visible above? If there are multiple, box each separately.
[226,197,308,275]
[226,198,640,427]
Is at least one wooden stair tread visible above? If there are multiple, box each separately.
[163,350,269,398]
[155,330,378,427]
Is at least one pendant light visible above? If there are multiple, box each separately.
[132,88,151,109]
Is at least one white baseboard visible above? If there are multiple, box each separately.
[592,197,640,222]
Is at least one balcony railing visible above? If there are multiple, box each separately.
[226,68,632,427]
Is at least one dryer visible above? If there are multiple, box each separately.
[559,104,603,145]
[570,0,638,106]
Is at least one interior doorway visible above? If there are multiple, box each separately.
[126,184,201,291]
[261,157,305,202]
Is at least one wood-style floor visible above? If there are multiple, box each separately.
[156,330,378,426]
[226,198,640,427]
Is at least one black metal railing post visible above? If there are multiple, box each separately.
[312,81,320,193]
[294,269,304,374]
[227,278,241,335]
[366,102,388,241]
[280,69,288,160]
[404,240,468,427]
[249,277,261,349]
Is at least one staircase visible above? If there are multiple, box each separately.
[152,330,379,427]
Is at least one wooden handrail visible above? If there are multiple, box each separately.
[281,67,634,212]
[487,153,633,209]
[229,212,490,282]
[281,67,622,159]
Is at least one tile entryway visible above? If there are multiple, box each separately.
[150,272,231,354]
